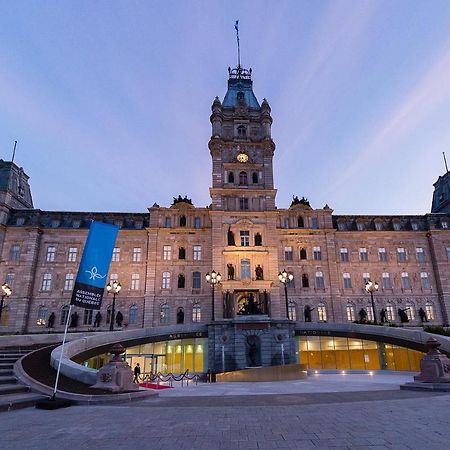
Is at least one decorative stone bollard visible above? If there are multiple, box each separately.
[414,337,450,383]
[91,343,139,392]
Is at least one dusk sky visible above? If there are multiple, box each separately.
[1,1,450,215]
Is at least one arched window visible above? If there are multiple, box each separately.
[241,259,251,280]
[0,305,9,326]
[178,274,185,289]
[237,125,246,137]
[60,305,69,326]
[298,216,304,228]
[37,306,48,326]
[180,215,187,227]
[162,272,171,289]
[300,248,307,260]
[129,305,138,325]
[346,303,355,321]
[160,304,169,324]
[239,171,248,185]
[228,172,234,183]
[252,172,258,184]
[302,273,309,288]
[176,307,185,324]
[192,303,201,322]
[178,247,186,260]
[288,301,297,321]
[317,303,327,322]
[366,303,374,322]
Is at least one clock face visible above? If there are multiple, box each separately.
[237,153,249,163]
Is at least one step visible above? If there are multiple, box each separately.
[0,350,31,354]
[0,354,26,360]
[0,357,20,364]
[0,384,29,395]
[0,392,47,412]
[0,376,16,385]
[0,369,13,376]
[0,363,14,370]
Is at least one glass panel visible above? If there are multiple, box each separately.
[362,340,381,370]
[320,337,336,369]
[334,337,351,369]
[305,336,322,369]
[347,338,365,369]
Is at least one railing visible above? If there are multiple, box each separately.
[140,370,202,387]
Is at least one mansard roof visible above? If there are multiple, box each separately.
[222,66,260,109]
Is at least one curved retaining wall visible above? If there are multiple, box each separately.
[49,323,450,386]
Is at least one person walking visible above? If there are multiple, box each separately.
[133,363,141,384]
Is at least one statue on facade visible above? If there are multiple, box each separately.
[419,307,428,323]
[177,307,184,324]
[47,312,55,328]
[358,308,367,322]
[304,305,314,322]
[398,308,409,323]
[227,226,235,246]
[380,308,387,323]
[69,311,79,328]
[116,311,124,327]
[94,311,102,327]
[255,265,263,280]
[254,232,262,246]
[227,263,235,280]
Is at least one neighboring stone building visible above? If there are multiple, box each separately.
[1,64,450,335]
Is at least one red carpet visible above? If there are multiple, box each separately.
[139,382,174,390]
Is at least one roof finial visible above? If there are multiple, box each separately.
[444,152,449,174]
[235,20,241,68]
[11,140,17,163]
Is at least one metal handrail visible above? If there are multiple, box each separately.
[139,370,201,386]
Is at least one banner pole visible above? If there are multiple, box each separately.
[52,304,73,400]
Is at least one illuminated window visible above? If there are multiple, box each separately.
[405,302,415,321]
[46,246,56,262]
[64,273,74,291]
[240,231,250,247]
[160,304,169,324]
[68,247,77,262]
[386,304,395,321]
[41,273,52,291]
[346,304,355,321]
[162,272,171,289]
[288,302,297,321]
[425,302,434,320]
[313,246,321,260]
[106,305,112,324]
[318,303,327,322]
[60,305,69,326]
[366,304,374,321]
[112,247,120,262]
[284,246,293,261]
[132,247,142,262]
[241,259,251,280]
[193,245,202,260]
[37,306,48,325]
[363,272,370,285]
[163,245,172,260]
[109,273,118,283]
[192,304,201,322]
[131,273,140,290]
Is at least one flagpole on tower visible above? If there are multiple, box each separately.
[235,20,240,68]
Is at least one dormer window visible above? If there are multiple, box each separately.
[237,125,247,138]
[239,171,248,185]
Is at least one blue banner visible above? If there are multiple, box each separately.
[71,221,119,310]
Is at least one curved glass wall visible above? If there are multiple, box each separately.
[297,336,423,371]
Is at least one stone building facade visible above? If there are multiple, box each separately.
[1,65,450,335]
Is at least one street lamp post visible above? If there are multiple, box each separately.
[0,283,12,322]
[205,270,221,321]
[106,280,121,331]
[278,270,294,319]
[365,280,379,325]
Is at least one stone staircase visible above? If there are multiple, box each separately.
[0,348,46,411]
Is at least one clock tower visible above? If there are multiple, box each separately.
[209,65,276,211]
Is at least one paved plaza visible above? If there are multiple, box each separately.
[1,374,450,450]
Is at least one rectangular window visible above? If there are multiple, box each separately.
[315,271,325,289]
[240,231,250,247]
[46,246,56,262]
[378,247,387,262]
[397,248,407,262]
[132,247,142,262]
[5,272,14,288]
[112,247,120,262]
[162,272,171,289]
[42,273,52,291]
[192,305,201,322]
[131,273,140,290]
[163,245,172,260]
[447,246,450,260]
[194,217,201,229]
[283,218,289,229]
[343,272,352,289]
[193,245,202,261]
[346,305,355,321]
[284,246,293,261]
[9,244,20,261]
[318,304,327,321]
[241,259,251,280]
[359,248,368,262]
[164,217,172,228]
[68,247,77,262]
[386,305,395,321]
[382,272,391,289]
[192,271,201,289]
[311,217,318,229]
[363,272,370,285]
[64,273,74,291]
[421,272,430,289]
[239,198,249,210]
[109,273,118,283]
[313,246,321,261]
[425,304,434,320]
[442,220,449,229]
[340,248,349,262]
[401,272,411,289]
[416,247,425,262]
[83,309,93,325]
